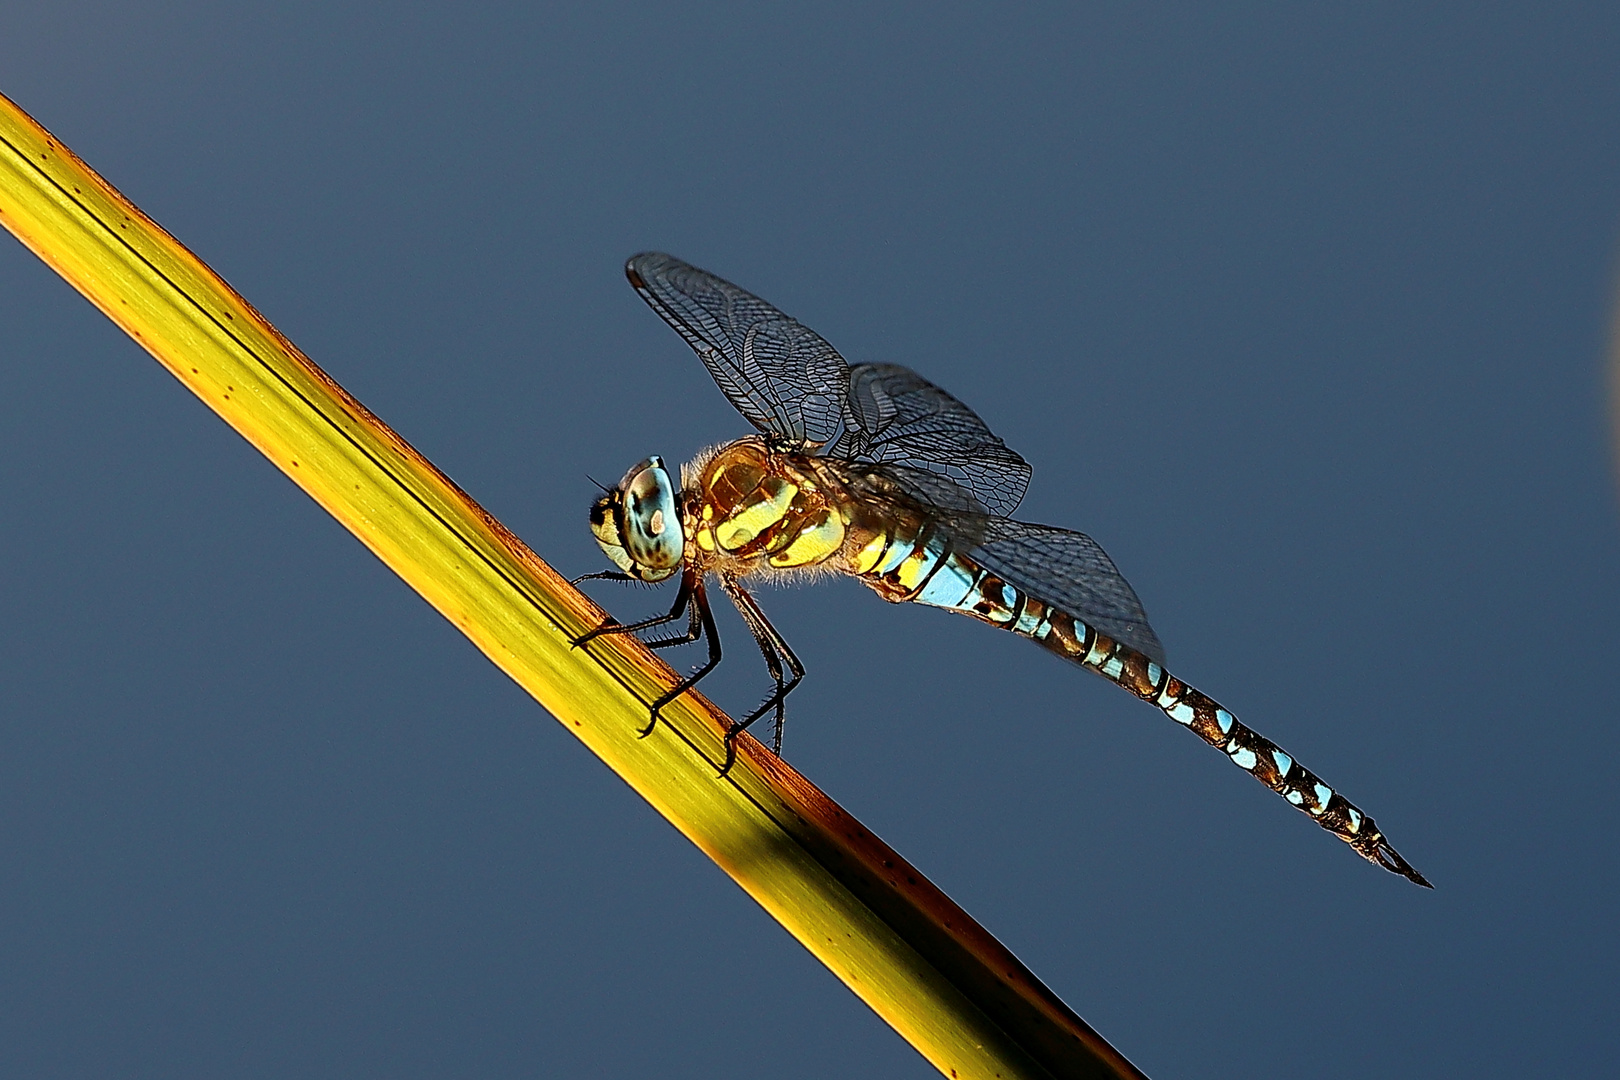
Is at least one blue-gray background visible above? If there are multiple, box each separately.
[2,4,1616,1078]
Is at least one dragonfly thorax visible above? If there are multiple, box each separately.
[590,455,684,582]
[687,439,861,572]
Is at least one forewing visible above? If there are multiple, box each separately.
[829,363,1032,517]
[967,518,1166,663]
[626,252,849,447]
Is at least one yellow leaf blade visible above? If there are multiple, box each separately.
[0,90,1145,1080]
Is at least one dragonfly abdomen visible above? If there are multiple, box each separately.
[855,537,1430,886]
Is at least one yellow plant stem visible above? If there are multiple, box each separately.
[0,90,1145,1080]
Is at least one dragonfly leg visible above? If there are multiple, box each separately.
[645,574,723,736]
[570,571,691,648]
[717,577,805,772]
[642,587,705,650]
[570,569,637,585]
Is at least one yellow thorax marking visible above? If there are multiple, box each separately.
[768,508,846,568]
[715,476,797,550]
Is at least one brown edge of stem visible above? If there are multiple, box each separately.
[0,89,1147,1080]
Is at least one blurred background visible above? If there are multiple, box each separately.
[2,4,1617,1077]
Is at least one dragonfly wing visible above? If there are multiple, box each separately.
[830,363,1032,517]
[968,518,1166,664]
[849,461,991,516]
[833,461,1162,662]
[626,253,849,448]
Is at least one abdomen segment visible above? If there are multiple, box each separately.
[857,535,1431,886]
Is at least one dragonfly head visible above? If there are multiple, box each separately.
[589,455,685,583]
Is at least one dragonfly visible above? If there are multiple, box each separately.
[577,252,1430,887]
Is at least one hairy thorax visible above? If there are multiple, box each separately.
[682,437,913,580]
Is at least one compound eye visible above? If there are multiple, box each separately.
[622,457,684,570]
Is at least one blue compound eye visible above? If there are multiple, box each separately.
[620,456,684,571]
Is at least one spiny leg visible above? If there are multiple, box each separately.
[718,577,805,769]
[573,568,705,651]
[570,570,692,647]
[718,588,784,772]
[726,583,785,733]
[571,569,637,585]
[642,583,705,650]
[644,573,724,738]
[571,569,807,774]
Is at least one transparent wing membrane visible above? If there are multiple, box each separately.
[828,458,1162,661]
[627,252,849,447]
[832,363,1031,517]
[627,254,1031,517]
[968,519,1166,664]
